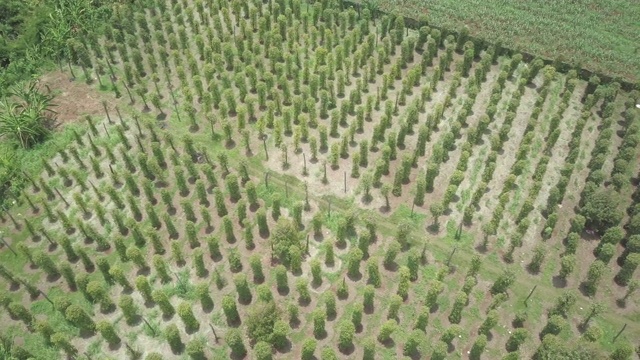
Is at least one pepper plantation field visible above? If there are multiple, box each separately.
[0,0,639,359]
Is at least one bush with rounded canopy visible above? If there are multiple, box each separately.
[270,218,301,264]
[580,189,623,233]
[246,301,280,344]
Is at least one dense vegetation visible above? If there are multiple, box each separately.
[362,0,640,83]
[0,0,115,94]
[0,0,639,359]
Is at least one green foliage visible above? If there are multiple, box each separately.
[65,304,95,332]
[165,323,183,353]
[152,289,175,317]
[271,218,300,264]
[301,338,317,360]
[254,341,272,360]
[185,338,205,359]
[506,328,528,352]
[491,269,515,295]
[581,189,623,232]
[178,302,199,332]
[97,320,120,345]
[274,265,289,292]
[312,308,326,338]
[540,315,566,338]
[377,319,397,343]
[226,328,246,357]
[222,295,240,324]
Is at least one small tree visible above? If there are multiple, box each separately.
[506,328,528,352]
[165,323,183,353]
[479,310,498,335]
[234,273,252,304]
[581,189,623,232]
[51,332,78,357]
[324,240,335,266]
[119,295,139,324]
[301,338,317,360]
[403,329,422,356]
[540,315,566,338]
[289,245,303,273]
[324,292,337,319]
[338,320,356,352]
[296,278,312,304]
[254,341,273,360]
[65,304,95,332]
[271,320,289,350]
[585,260,606,295]
[185,338,205,359]
[310,259,322,285]
[491,269,515,294]
[470,334,487,359]
[226,328,246,357]
[383,241,401,268]
[152,289,175,317]
[321,347,338,360]
[271,218,301,264]
[275,265,289,292]
[8,302,34,330]
[449,291,467,324]
[528,245,546,273]
[550,291,577,317]
[97,320,120,345]
[222,295,240,324]
[367,258,382,287]
[559,255,576,279]
[250,254,265,283]
[312,308,326,338]
[615,253,640,285]
[388,294,403,319]
[87,280,115,313]
[347,247,363,277]
[178,301,200,332]
[377,319,397,343]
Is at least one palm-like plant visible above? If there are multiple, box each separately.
[0,81,57,149]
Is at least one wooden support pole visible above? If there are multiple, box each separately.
[41,229,55,246]
[123,82,135,105]
[304,182,310,211]
[323,162,328,184]
[344,171,347,193]
[446,247,457,267]
[613,323,627,343]
[209,323,220,343]
[21,171,38,192]
[303,152,308,176]
[54,188,70,208]
[263,138,269,160]
[102,102,112,124]
[115,106,125,127]
[5,211,20,230]
[524,285,537,306]
[40,290,54,306]
[0,236,17,256]
[133,115,143,137]
[141,317,156,336]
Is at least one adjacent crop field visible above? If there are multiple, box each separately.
[0,0,639,359]
[367,0,640,83]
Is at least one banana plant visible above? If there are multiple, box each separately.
[0,81,57,149]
